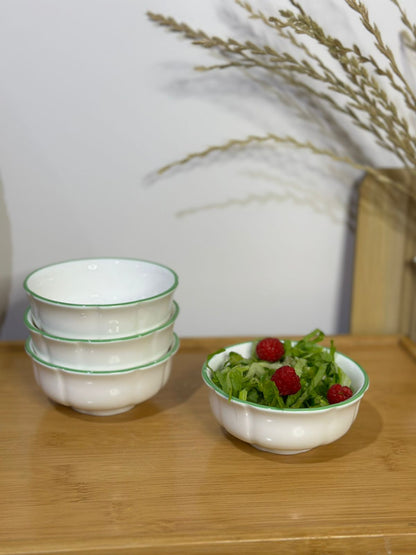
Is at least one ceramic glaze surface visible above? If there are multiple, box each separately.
[24,258,178,305]
[25,302,179,370]
[25,334,180,416]
[24,258,178,339]
[202,340,369,455]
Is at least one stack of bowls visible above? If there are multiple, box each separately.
[23,257,179,416]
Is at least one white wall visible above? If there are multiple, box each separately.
[0,0,412,340]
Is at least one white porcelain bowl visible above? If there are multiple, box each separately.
[24,302,179,371]
[202,340,369,455]
[25,334,180,416]
[24,258,178,339]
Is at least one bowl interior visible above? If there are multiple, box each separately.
[24,258,178,306]
[202,340,369,411]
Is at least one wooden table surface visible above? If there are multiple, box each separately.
[1,335,416,554]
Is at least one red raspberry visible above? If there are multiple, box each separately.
[271,365,301,396]
[256,337,285,362]
[327,384,353,404]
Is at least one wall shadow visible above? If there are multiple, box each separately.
[147,5,414,337]
[335,176,360,333]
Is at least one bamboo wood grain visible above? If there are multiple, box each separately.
[0,336,415,554]
[351,169,416,339]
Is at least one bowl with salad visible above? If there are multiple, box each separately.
[201,329,369,455]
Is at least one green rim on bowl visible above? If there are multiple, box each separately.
[24,301,179,343]
[201,340,370,413]
[23,257,179,307]
[25,333,180,375]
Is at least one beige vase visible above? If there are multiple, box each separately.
[0,175,12,331]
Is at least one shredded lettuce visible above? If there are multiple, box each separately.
[209,329,351,409]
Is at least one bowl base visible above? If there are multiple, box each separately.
[73,404,135,416]
[251,443,311,455]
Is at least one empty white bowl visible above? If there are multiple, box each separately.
[25,334,180,416]
[202,340,369,455]
[24,258,178,339]
[24,301,179,371]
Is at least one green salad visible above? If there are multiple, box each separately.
[208,329,352,409]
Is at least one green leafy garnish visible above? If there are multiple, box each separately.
[209,329,351,410]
